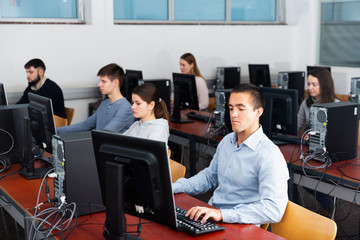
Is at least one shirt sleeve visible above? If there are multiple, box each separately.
[102,104,134,133]
[297,100,307,130]
[221,149,289,225]
[56,112,97,134]
[195,77,209,111]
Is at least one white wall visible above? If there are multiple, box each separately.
[1,0,359,123]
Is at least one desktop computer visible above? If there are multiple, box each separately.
[214,89,232,133]
[52,131,105,215]
[216,67,241,89]
[278,71,305,104]
[349,77,360,104]
[309,102,359,162]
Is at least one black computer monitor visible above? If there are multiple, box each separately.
[307,66,331,76]
[121,69,143,103]
[91,130,177,239]
[216,67,241,89]
[139,79,171,113]
[278,71,305,104]
[248,64,271,87]
[0,83,8,106]
[260,87,298,140]
[28,93,56,154]
[171,73,199,123]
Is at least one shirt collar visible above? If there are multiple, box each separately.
[229,126,264,151]
[31,76,46,91]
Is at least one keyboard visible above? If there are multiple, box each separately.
[186,112,213,123]
[271,133,308,145]
[175,206,225,236]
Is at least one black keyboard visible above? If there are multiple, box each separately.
[186,113,213,123]
[175,206,225,236]
[271,133,308,145]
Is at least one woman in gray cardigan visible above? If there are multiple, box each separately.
[123,83,169,144]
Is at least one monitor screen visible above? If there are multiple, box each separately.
[248,64,271,87]
[121,69,143,103]
[278,71,305,104]
[91,130,177,238]
[306,66,331,76]
[171,73,199,123]
[0,83,8,106]
[139,79,171,113]
[28,93,56,154]
[260,87,298,138]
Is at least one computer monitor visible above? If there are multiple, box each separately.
[91,130,177,239]
[260,87,298,140]
[216,67,241,89]
[248,64,271,87]
[139,79,171,113]
[278,71,305,104]
[306,66,331,76]
[28,93,56,154]
[171,73,199,123]
[121,69,143,103]
[0,83,8,106]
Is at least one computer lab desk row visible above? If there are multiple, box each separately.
[169,110,360,206]
[0,163,284,240]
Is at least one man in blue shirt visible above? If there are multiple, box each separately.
[57,63,134,134]
[172,83,289,226]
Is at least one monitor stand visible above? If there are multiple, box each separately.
[104,162,142,240]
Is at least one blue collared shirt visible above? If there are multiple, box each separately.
[172,127,289,225]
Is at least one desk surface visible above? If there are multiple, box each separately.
[0,164,284,240]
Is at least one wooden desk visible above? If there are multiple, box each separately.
[279,144,360,205]
[0,164,284,240]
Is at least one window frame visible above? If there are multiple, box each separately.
[0,0,85,24]
[114,0,286,25]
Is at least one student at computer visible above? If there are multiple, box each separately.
[173,83,289,225]
[17,58,66,118]
[123,83,169,144]
[56,63,134,134]
[298,67,339,131]
[180,53,209,111]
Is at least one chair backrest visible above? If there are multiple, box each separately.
[65,107,75,125]
[168,149,186,182]
[271,201,337,240]
[54,115,68,128]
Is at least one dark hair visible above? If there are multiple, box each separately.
[133,83,169,121]
[231,83,265,110]
[97,63,125,86]
[306,67,336,107]
[24,58,46,71]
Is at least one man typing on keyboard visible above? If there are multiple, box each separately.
[172,83,289,226]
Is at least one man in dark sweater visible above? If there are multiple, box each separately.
[17,58,66,118]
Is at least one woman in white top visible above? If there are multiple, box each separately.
[179,53,209,111]
[123,83,169,144]
[298,67,338,131]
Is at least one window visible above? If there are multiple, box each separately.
[113,0,284,24]
[319,0,360,67]
[0,0,84,23]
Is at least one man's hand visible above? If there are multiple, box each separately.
[185,206,222,223]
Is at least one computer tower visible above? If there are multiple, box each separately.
[139,79,171,113]
[52,131,105,215]
[278,71,305,104]
[349,77,360,104]
[216,67,241,89]
[309,102,359,162]
[214,89,232,134]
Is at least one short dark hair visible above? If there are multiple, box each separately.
[97,63,125,86]
[231,83,265,110]
[24,58,46,71]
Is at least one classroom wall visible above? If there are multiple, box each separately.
[1,0,359,123]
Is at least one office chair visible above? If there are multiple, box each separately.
[270,201,337,240]
[64,107,75,125]
[54,115,68,128]
[168,149,186,182]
